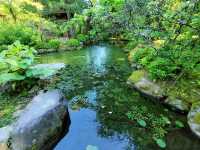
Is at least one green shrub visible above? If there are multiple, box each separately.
[125,40,139,51]
[0,41,54,85]
[147,57,177,79]
[176,50,200,73]
[47,39,60,49]
[132,47,149,63]
[35,39,61,49]
[76,34,88,43]
[0,41,36,85]
[131,46,155,65]
[35,41,48,49]
[65,38,80,47]
[0,23,41,47]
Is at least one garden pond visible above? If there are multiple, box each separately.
[37,44,200,150]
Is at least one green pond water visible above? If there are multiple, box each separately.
[38,43,200,150]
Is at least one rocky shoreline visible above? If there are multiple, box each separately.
[127,69,200,139]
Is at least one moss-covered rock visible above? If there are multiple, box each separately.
[165,97,190,113]
[37,48,58,54]
[188,102,200,138]
[127,70,165,100]
[128,70,146,83]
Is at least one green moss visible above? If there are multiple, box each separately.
[193,113,200,124]
[128,70,146,83]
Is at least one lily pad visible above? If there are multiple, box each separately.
[154,138,166,149]
[175,120,184,128]
[137,119,147,127]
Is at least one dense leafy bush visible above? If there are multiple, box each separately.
[130,45,200,79]
[0,41,36,85]
[35,39,61,49]
[0,41,53,85]
[0,23,41,47]
[122,0,200,79]
[65,38,80,48]
[47,39,60,49]
[124,40,139,51]
[76,34,88,43]
[147,57,177,79]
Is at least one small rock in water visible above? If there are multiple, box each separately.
[165,97,190,113]
[188,102,200,138]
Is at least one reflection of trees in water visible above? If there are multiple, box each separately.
[94,79,158,150]
[166,129,200,150]
[86,46,109,73]
[49,62,200,150]
[93,72,200,150]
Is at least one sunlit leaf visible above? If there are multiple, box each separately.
[0,73,25,84]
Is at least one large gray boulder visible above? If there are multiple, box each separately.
[188,101,200,138]
[9,90,70,150]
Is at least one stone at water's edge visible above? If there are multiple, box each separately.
[38,49,58,54]
[127,70,165,100]
[9,90,70,150]
[127,70,190,113]
[28,63,65,79]
[133,78,165,100]
[165,97,190,113]
[32,63,65,70]
[188,102,200,138]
